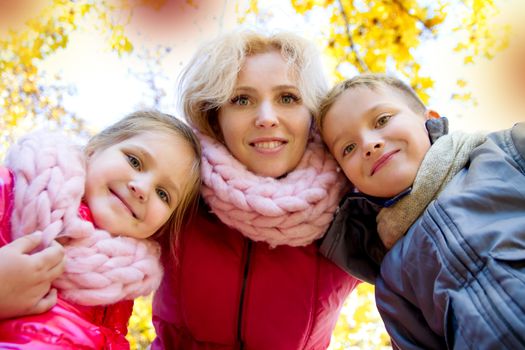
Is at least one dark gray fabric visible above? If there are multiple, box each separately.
[426,117,449,144]
[377,123,525,349]
[319,197,385,284]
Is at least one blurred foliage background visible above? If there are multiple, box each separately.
[1,0,522,349]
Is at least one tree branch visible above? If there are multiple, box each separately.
[390,0,434,32]
[336,0,368,72]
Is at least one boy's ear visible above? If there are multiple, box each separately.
[425,109,441,120]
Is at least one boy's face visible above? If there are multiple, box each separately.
[322,86,435,198]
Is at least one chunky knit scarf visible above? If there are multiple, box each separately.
[377,132,487,249]
[199,132,348,247]
[5,131,163,306]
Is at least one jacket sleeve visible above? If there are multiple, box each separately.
[320,197,386,284]
[99,300,134,350]
[375,231,447,350]
[0,166,14,247]
[511,122,525,163]
[0,296,133,349]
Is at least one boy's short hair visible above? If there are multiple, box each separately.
[317,73,427,132]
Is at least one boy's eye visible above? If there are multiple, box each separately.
[231,95,250,106]
[280,94,299,104]
[342,143,356,156]
[127,154,141,170]
[376,115,391,127]
[156,188,170,204]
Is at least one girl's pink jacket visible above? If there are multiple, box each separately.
[0,167,133,350]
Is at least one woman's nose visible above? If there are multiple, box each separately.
[255,102,279,128]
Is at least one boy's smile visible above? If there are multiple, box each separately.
[322,85,435,198]
[371,149,399,176]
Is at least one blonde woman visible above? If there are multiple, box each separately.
[152,30,360,349]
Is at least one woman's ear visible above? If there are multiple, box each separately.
[425,109,441,120]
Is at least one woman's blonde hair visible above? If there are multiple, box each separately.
[85,110,201,251]
[179,29,328,140]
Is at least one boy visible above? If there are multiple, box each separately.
[318,74,525,349]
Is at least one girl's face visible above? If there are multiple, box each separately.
[217,50,311,178]
[84,131,195,239]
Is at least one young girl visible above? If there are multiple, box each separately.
[0,110,201,349]
[152,30,360,349]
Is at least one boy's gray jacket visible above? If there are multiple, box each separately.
[321,123,525,349]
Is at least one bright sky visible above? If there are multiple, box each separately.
[42,0,524,133]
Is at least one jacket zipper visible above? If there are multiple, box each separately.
[236,239,252,350]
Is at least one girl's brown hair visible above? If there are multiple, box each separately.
[85,110,201,254]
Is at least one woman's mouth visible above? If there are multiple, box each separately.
[249,138,288,153]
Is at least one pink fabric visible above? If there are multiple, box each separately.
[199,132,348,247]
[5,131,163,306]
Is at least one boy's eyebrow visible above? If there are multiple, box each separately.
[327,103,396,149]
[327,131,349,151]
[366,103,396,115]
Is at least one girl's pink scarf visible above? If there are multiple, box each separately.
[199,132,348,247]
[5,131,163,306]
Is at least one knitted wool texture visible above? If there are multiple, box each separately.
[5,131,163,306]
[199,132,348,247]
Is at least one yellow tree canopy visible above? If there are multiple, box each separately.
[0,0,135,155]
[240,0,509,104]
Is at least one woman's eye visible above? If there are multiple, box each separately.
[127,154,141,170]
[156,188,170,204]
[281,94,299,104]
[342,143,356,156]
[377,115,391,127]
[231,95,250,106]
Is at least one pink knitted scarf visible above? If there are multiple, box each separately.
[199,132,348,247]
[5,131,163,306]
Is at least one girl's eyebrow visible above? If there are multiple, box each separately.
[132,145,181,203]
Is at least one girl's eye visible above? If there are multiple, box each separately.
[156,188,170,204]
[377,115,392,127]
[280,94,299,104]
[231,95,250,106]
[127,154,141,170]
[343,143,356,156]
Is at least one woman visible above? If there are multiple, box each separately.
[152,30,360,350]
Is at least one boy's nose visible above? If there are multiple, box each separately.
[364,140,384,158]
[255,102,279,128]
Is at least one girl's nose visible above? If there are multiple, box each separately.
[255,102,279,128]
[128,179,149,202]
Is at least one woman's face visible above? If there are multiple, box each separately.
[217,50,311,178]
